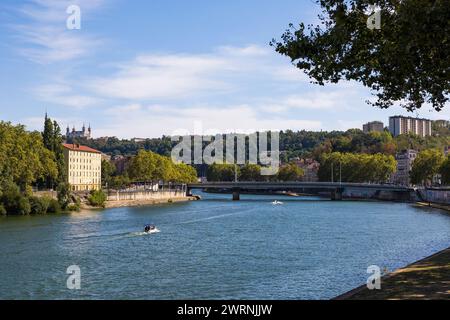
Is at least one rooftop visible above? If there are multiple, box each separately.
[389,115,432,121]
[63,143,101,154]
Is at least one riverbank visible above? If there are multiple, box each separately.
[103,196,199,209]
[415,201,450,213]
[335,246,450,300]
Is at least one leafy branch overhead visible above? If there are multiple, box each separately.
[271,0,450,111]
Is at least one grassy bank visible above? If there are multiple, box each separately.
[335,247,450,300]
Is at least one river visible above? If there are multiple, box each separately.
[1,192,450,300]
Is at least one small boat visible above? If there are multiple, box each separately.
[271,200,284,205]
[144,224,160,234]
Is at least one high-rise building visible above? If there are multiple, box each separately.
[389,116,432,137]
[63,143,102,191]
[363,121,384,133]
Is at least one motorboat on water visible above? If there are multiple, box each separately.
[271,200,284,205]
[144,224,159,234]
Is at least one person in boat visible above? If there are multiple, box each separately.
[144,224,156,233]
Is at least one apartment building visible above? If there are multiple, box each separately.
[63,143,102,191]
[389,116,432,137]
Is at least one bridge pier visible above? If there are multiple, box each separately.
[232,188,240,201]
[331,189,343,201]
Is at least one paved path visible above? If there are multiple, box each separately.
[335,248,450,300]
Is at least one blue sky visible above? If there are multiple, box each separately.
[0,0,448,138]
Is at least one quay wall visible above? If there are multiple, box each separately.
[107,190,187,202]
[418,188,450,205]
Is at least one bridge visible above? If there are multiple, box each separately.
[187,182,415,201]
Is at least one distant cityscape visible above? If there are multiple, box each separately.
[363,115,446,138]
[61,114,449,190]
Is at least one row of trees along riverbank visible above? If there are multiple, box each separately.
[101,150,198,190]
[0,119,200,215]
[0,119,72,215]
[204,153,397,183]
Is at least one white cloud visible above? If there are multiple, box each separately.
[87,44,309,101]
[89,53,232,100]
[14,0,105,63]
[99,103,322,138]
[34,83,100,108]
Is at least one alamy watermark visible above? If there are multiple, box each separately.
[366,265,382,290]
[171,122,280,175]
[66,265,81,290]
[66,5,81,30]
[366,5,381,30]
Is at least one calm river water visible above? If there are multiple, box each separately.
[1,192,450,300]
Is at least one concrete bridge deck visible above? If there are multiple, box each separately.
[187,182,415,201]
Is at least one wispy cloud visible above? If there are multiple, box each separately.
[13,0,105,64]
[100,102,322,138]
[34,83,101,108]
[87,44,309,101]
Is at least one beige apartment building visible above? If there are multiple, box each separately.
[63,144,102,191]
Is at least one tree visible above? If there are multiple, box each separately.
[41,115,66,188]
[52,121,66,185]
[101,160,116,187]
[240,164,263,181]
[127,150,197,183]
[272,0,450,111]
[410,149,445,185]
[318,152,396,183]
[57,182,71,210]
[277,163,304,181]
[88,190,107,208]
[128,150,157,181]
[206,163,239,182]
[440,156,450,185]
[0,122,57,190]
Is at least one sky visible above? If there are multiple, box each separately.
[0,0,448,139]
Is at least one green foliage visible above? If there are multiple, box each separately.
[109,175,131,190]
[0,121,58,190]
[206,163,239,182]
[410,149,445,185]
[127,150,197,183]
[70,129,449,166]
[29,196,51,215]
[318,152,396,183]
[69,135,175,157]
[173,163,198,183]
[101,159,116,187]
[47,199,62,214]
[41,116,66,188]
[272,0,450,111]
[440,156,450,186]
[0,181,31,215]
[240,164,263,181]
[57,182,71,209]
[0,204,6,215]
[87,190,107,208]
[277,163,304,181]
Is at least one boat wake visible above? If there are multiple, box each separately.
[131,229,161,237]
